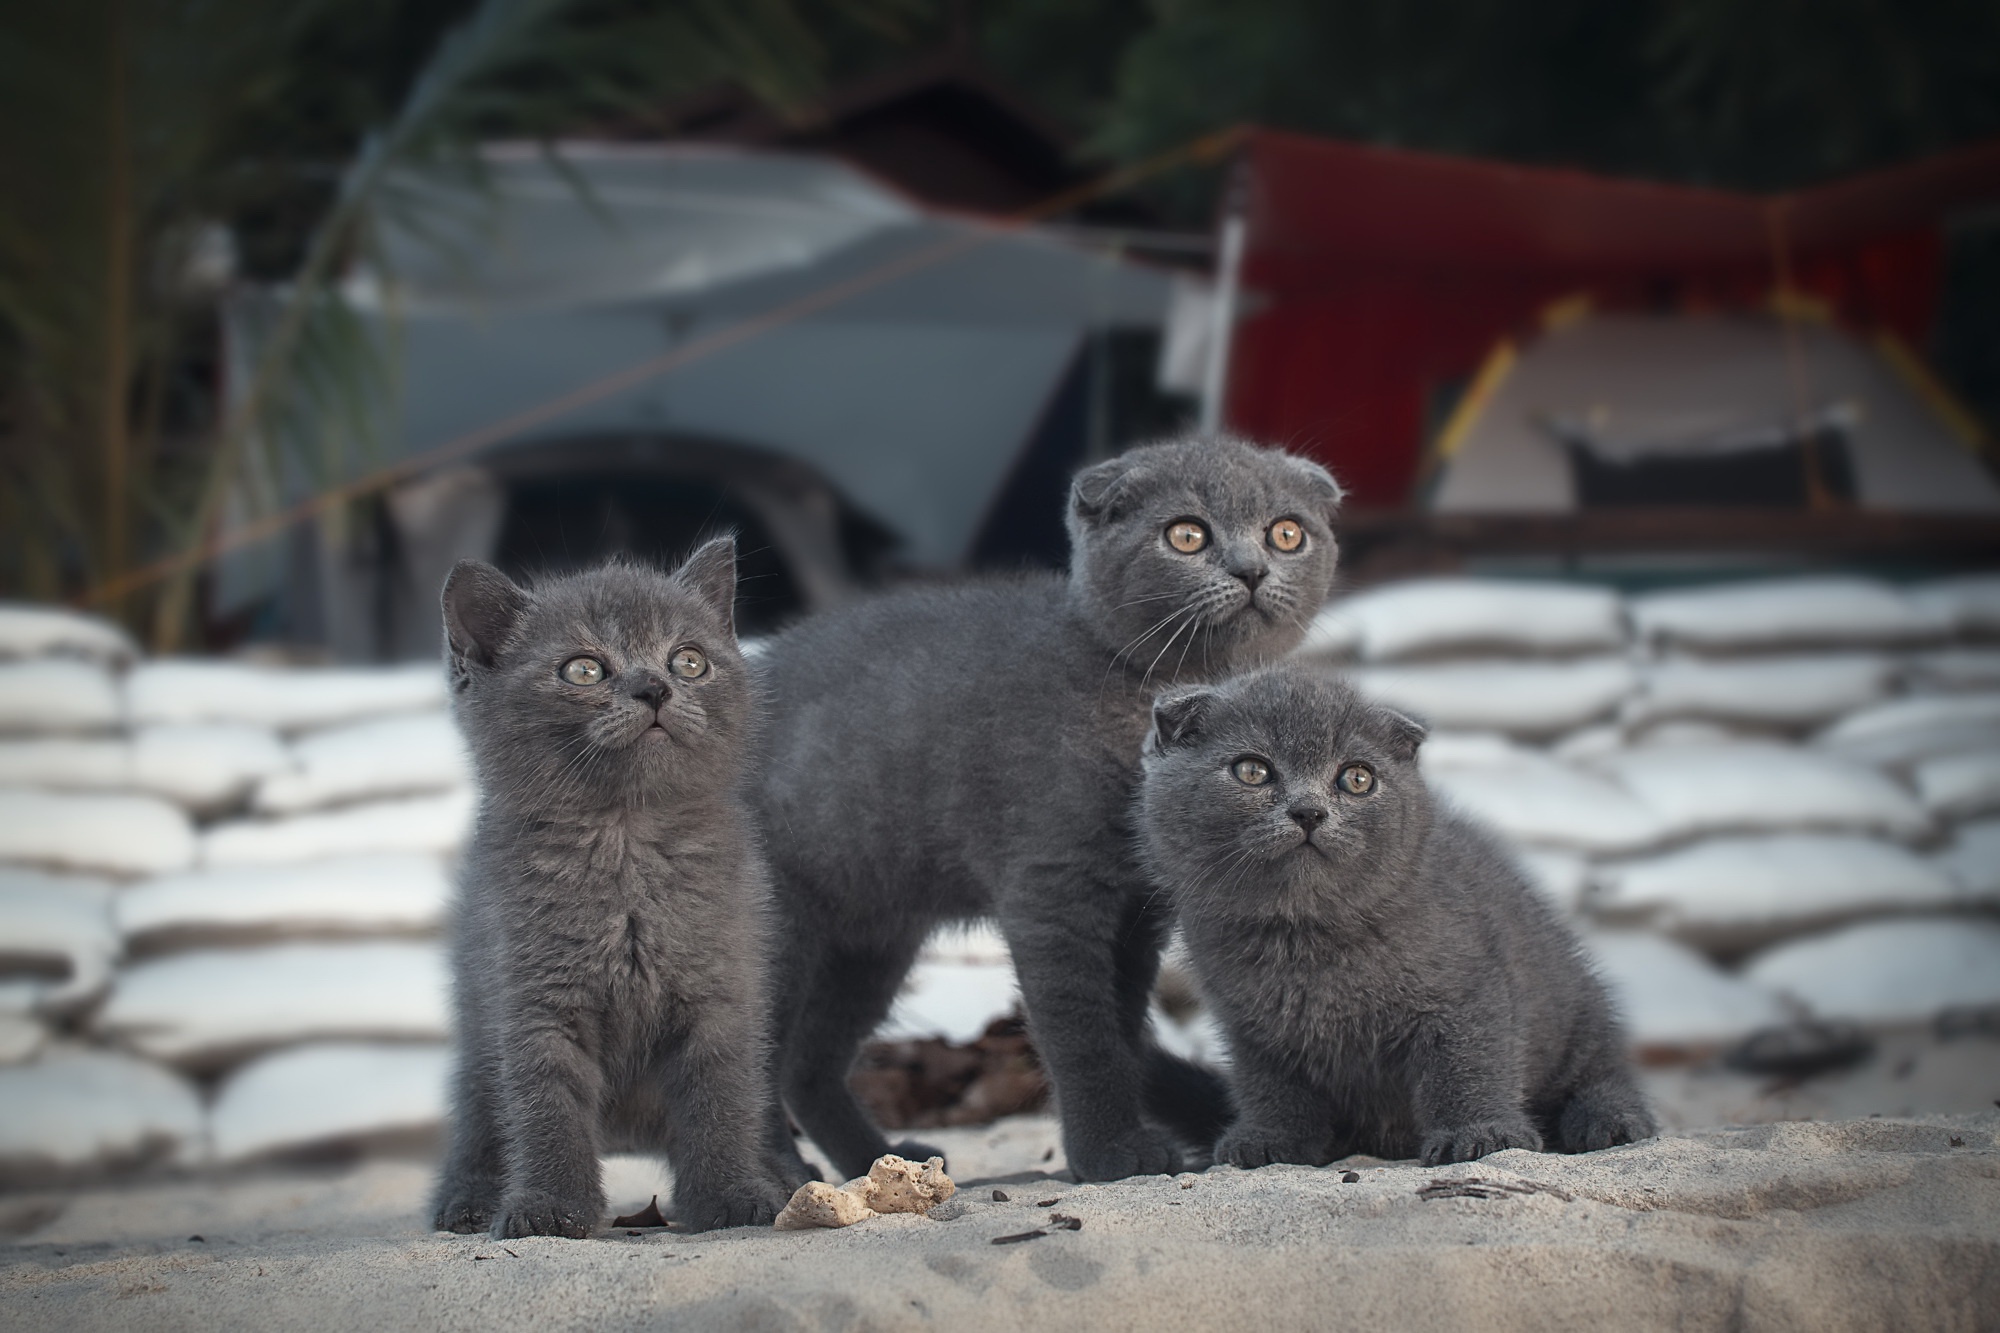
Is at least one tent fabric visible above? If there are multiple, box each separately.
[223,144,1174,609]
[1431,313,2000,514]
[1226,128,2000,506]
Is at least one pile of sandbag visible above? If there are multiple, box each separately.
[0,606,465,1181]
[1304,573,2000,1057]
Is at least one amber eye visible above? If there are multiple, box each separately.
[1337,764,1375,795]
[669,647,707,679]
[1269,518,1304,552]
[1231,757,1271,786]
[1166,520,1208,554]
[560,657,605,686]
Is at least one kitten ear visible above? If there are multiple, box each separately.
[674,535,738,637]
[1070,454,1145,527]
[1149,687,1217,751]
[1375,705,1429,760]
[1282,452,1346,525]
[442,560,528,670]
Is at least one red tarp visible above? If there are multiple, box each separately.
[1227,129,2000,505]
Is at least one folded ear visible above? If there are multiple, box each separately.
[1149,687,1217,751]
[1375,705,1428,760]
[674,535,738,637]
[1283,453,1346,525]
[1069,453,1146,528]
[442,560,528,670]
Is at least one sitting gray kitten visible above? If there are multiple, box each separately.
[755,435,1344,1184]
[431,539,788,1238]
[1137,664,1656,1168]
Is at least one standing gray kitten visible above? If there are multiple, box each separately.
[755,435,1345,1184]
[1138,664,1655,1168]
[431,538,788,1238]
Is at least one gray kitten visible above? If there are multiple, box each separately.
[431,539,789,1238]
[754,435,1345,1184]
[1137,664,1655,1168]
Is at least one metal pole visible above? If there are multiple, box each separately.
[1199,179,1247,434]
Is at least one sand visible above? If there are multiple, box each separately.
[4,1109,1997,1332]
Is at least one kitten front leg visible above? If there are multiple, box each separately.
[490,1011,607,1240]
[1212,1041,1339,1169]
[432,1034,506,1232]
[657,1007,792,1231]
[1002,889,1181,1182]
[1411,1015,1541,1167]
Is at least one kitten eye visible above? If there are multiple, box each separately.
[1337,764,1375,795]
[1231,757,1271,786]
[1269,518,1304,552]
[669,647,707,679]
[1165,520,1208,554]
[560,657,605,686]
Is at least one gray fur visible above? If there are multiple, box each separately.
[1137,664,1656,1168]
[431,539,789,1238]
[754,435,1345,1183]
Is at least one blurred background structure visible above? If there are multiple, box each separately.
[2,0,1999,1190]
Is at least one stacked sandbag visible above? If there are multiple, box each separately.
[0,603,467,1178]
[1297,573,2000,1056]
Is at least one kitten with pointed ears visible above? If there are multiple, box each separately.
[755,435,1345,1185]
[431,539,788,1239]
[1138,664,1655,1168]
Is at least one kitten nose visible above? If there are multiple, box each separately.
[1289,805,1327,831]
[1224,549,1268,591]
[629,671,670,710]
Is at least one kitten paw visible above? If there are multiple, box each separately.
[1420,1120,1543,1166]
[431,1178,501,1233]
[489,1191,599,1239]
[1066,1126,1182,1182]
[674,1182,790,1231]
[1557,1098,1657,1154]
[888,1138,946,1168]
[1214,1128,1333,1170]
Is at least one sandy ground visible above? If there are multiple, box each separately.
[4,1093,1998,1332]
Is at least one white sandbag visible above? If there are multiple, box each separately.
[1550,723,1627,762]
[1912,751,2000,821]
[1937,819,2000,899]
[1590,834,1964,951]
[921,921,1012,966]
[0,738,126,791]
[879,959,1020,1045]
[94,940,449,1066]
[0,870,116,1012]
[1352,657,1637,737]
[1513,848,1589,911]
[0,1014,45,1065]
[1626,720,1755,749]
[254,713,470,815]
[1430,760,1665,854]
[133,724,290,812]
[0,788,197,876]
[202,789,475,866]
[0,1046,204,1175]
[209,1041,448,1162]
[0,659,122,734]
[1582,931,1791,1051]
[1815,693,2000,767]
[117,854,452,947]
[1415,731,1543,772]
[1326,578,1625,662]
[126,660,446,733]
[1905,649,2000,694]
[0,604,139,666]
[1591,743,1931,842]
[1911,574,2000,638]
[1628,577,1946,652]
[1744,917,2000,1026]
[1627,654,1896,729]
[0,724,286,813]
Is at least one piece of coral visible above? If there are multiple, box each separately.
[771,1154,955,1230]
